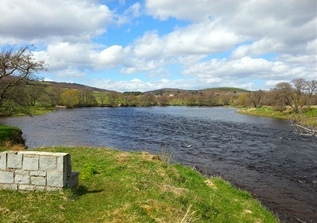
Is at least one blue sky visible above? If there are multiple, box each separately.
[1,0,316,92]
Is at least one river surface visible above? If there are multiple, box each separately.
[1,107,316,222]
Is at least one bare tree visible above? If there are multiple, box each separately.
[139,93,157,106]
[248,90,265,108]
[271,79,316,113]
[289,79,317,136]
[0,46,45,111]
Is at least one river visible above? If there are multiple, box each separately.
[1,107,316,222]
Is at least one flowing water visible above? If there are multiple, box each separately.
[1,107,316,222]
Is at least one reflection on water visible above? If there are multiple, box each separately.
[1,107,316,222]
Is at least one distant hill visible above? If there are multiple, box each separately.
[203,87,250,93]
[42,81,116,93]
[39,81,250,94]
[145,87,249,95]
[145,88,186,95]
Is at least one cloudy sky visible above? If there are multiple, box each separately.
[1,0,316,92]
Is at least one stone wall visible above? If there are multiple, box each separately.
[0,151,79,191]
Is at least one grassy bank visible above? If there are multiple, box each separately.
[238,106,317,126]
[0,125,25,148]
[0,105,56,117]
[0,146,279,223]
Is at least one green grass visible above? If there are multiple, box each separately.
[0,125,23,143]
[0,147,279,223]
[27,106,57,115]
[0,105,56,117]
[238,106,317,126]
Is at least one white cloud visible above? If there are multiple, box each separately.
[121,57,167,76]
[120,19,242,75]
[165,20,241,55]
[91,78,153,92]
[36,42,94,71]
[145,0,237,21]
[181,56,313,85]
[146,0,316,54]
[231,38,284,58]
[307,38,317,50]
[0,0,116,44]
[125,2,142,18]
[98,45,126,66]
[264,80,286,89]
[280,54,317,64]
[35,42,128,72]
[55,68,86,78]
[132,32,164,58]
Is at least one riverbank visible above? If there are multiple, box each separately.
[0,125,26,150]
[0,105,56,117]
[0,146,278,223]
[237,106,317,126]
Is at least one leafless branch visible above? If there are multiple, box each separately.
[0,45,45,109]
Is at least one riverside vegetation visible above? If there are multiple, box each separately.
[0,143,279,223]
[238,106,317,136]
[238,106,317,127]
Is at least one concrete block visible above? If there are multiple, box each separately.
[0,171,14,184]
[0,152,7,170]
[47,171,64,187]
[23,156,39,171]
[19,185,35,191]
[0,184,18,190]
[57,155,71,176]
[67,172,79,188]
[30,170,46,177]
[31,176,46,186]
[18,151,68,157]
[15,174,30,184]
[57,156,64,171]
[46,186,62,191]
[35,186,46,191]
[40,156,57,170]
[15,169,29,175]
[7,152,22,169]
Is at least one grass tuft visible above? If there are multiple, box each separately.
[179,205,199,223]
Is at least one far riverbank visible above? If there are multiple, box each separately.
[237,106,317,126]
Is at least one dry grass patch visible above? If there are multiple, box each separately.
[160,184,189,196]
